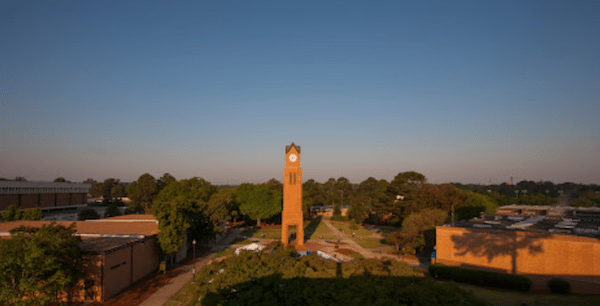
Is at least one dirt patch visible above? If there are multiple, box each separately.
[326,241,346,246]
[335,248,355,256]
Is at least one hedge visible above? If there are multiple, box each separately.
[429,264,532,292]
[547,278,571,294]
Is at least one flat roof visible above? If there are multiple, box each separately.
[445,214,600,239]
[0,216,159,237]
[79,236,146,254]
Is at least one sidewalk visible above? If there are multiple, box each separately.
[138,229,241,306]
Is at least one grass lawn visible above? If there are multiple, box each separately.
[331,221,372,237]
[230,237,254,245]
[455,283,600,306]
[214,247,235,258]
[353,237,390,249]
[241,228,281,239]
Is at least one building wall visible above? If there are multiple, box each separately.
[0,194,19,209]
[1,192,87,210]
[20,194,38,208]
[103,247,133,300]
[39,193,55,207]
[436,226,600,293]
[132,237,160,283]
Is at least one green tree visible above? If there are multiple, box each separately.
[1,204,22,222]
[388,208,446,253]
[53,177,66,182]
[236,184,282,227]
[455,191,498,221]
[21,207,43,221]
[152,177,224,261]
[104,204,121,218]
[157,173,177,191]
[265,178,283,194]
[0,223,82,305]
[377,171,426,224]
[127,174,158,213]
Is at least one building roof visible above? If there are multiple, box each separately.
[446,213,600,239]
[0,214,160,254]
[0,181,91,194]
[285,142,301,154]
[79,236,144,254]
[0,214,159,237]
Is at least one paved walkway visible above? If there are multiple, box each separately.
[138,229,242,306]
[322,219,429,269]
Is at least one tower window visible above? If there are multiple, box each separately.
[289,173,293,185]
[293,173,296,185]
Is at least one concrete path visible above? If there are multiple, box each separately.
[138,229,241,306]
[322,219,429,269]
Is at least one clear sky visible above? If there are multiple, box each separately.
[1,0,599,185]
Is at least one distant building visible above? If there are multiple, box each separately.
[309,205,350,218]
[0,214,162,302]
[0,181,90,211]
[436,206,600,294]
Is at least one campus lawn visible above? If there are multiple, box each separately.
[330,221,373,237]
[455,283,600,306]
[353,236,390,249]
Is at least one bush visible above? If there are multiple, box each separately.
[349,220,359,230]
[547,278,571,294]
[104,204,121,218]
[429,264,532,292]
[78,208,100,221]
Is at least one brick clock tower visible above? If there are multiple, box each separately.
[282,142,305,249]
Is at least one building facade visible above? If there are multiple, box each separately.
[0,181,90,210]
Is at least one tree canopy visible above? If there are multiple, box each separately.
[127,174,158,213]
[0,223,82,306]
[236,183,282,227]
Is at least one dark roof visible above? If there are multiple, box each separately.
[79,236,144,254]
[448,214,600,239]
[286,142,301,154]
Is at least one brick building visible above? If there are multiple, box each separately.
[0,214,161,302]
[436,208,600,294]
[0,181,90,211]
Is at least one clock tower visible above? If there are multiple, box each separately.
[282,142,304,249]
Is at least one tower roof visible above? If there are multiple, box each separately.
[285,142,301,154]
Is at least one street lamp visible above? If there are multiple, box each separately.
[192,239,197,283]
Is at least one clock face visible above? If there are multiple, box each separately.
[289,154,297,162]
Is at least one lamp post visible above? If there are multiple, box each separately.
[192,239,196,283]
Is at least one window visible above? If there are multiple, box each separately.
[293,173,296,185]
[289,173,293,185]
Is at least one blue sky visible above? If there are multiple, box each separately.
[1,0,599,185]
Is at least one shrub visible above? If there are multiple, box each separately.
[21,207,43,220]
[78,208,100,221]
[349,220,359,230]
[104,204,121,218]
[429,264,532,292]
[547,278,571,294]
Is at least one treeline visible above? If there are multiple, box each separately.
[452,180,600,207]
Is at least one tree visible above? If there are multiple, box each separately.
[388,208,446,253]
[53,177,66,182]
[157,173,177,191]
[1,204,22,222]
[152,177,223,262]
[418,184,465,212]
[455,191,498,221]
[21,207,43,221]
[127,174,158,213]
[265,178,283,194]
[236,184,282,227]
[377,171,426,224]
[0,223,82,305]
[14,176,27,181]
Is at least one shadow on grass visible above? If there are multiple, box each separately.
[302,216,322,240]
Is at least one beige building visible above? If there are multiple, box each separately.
[436,211,600,294]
